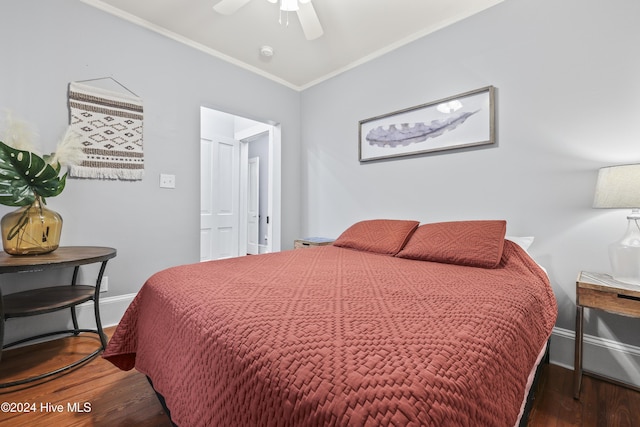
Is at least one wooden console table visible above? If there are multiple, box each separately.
[0,246,116,388]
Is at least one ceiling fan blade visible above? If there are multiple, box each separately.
[297,1,324,40]
[213,0,251,15]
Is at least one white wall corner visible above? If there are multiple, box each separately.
[550,327,640,388]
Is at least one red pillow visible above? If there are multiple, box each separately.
[333,219,419,256]
[396,220,507,268]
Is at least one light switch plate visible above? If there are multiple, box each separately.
[160,173,176,189]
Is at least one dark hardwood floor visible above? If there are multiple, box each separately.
[0,327,638,426]
[527,363,640,427]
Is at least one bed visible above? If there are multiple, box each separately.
[104,219,557,426]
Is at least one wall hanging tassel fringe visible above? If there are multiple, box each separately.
[67,80,144,180]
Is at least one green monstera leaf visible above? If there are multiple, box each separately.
[0,141,67,207]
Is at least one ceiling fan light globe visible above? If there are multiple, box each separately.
[280,0,299,12]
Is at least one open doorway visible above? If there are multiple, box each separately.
[200,107,281,261]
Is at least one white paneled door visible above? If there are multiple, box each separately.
[247,157,260,255]
[200,136,240,261]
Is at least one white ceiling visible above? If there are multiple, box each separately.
[81,0,505,90]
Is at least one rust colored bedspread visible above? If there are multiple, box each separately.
[103,241,557,426]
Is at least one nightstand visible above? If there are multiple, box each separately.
[294,237,334,249]
[573,271,640,398]
[0,246,116,388]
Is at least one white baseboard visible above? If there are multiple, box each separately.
[550,327,640,388]
[75,293,137,329]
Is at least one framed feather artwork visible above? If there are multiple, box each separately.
[358,86,495,162]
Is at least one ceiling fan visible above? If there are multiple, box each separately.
[213,0,324,40]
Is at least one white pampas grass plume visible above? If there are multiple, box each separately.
[0,110,40,154]
[49,127,84,168]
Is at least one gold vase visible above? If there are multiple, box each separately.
[1,196,63,255]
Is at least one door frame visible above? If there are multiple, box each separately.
[200,107,281,261]
[236,123,280,255]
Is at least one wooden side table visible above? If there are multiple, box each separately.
[294,237,334,249]
[573,271,640,398]
[0,246,116,388]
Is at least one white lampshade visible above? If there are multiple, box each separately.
[593,163,640,285]
[593,164,640,209]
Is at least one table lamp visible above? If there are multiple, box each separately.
[593,164,640,285]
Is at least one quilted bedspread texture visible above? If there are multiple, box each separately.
[104,241,557,427]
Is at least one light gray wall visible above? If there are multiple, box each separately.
[0,0,300,339]
[300,0,640,354]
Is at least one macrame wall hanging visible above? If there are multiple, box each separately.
[67,78,144,180]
